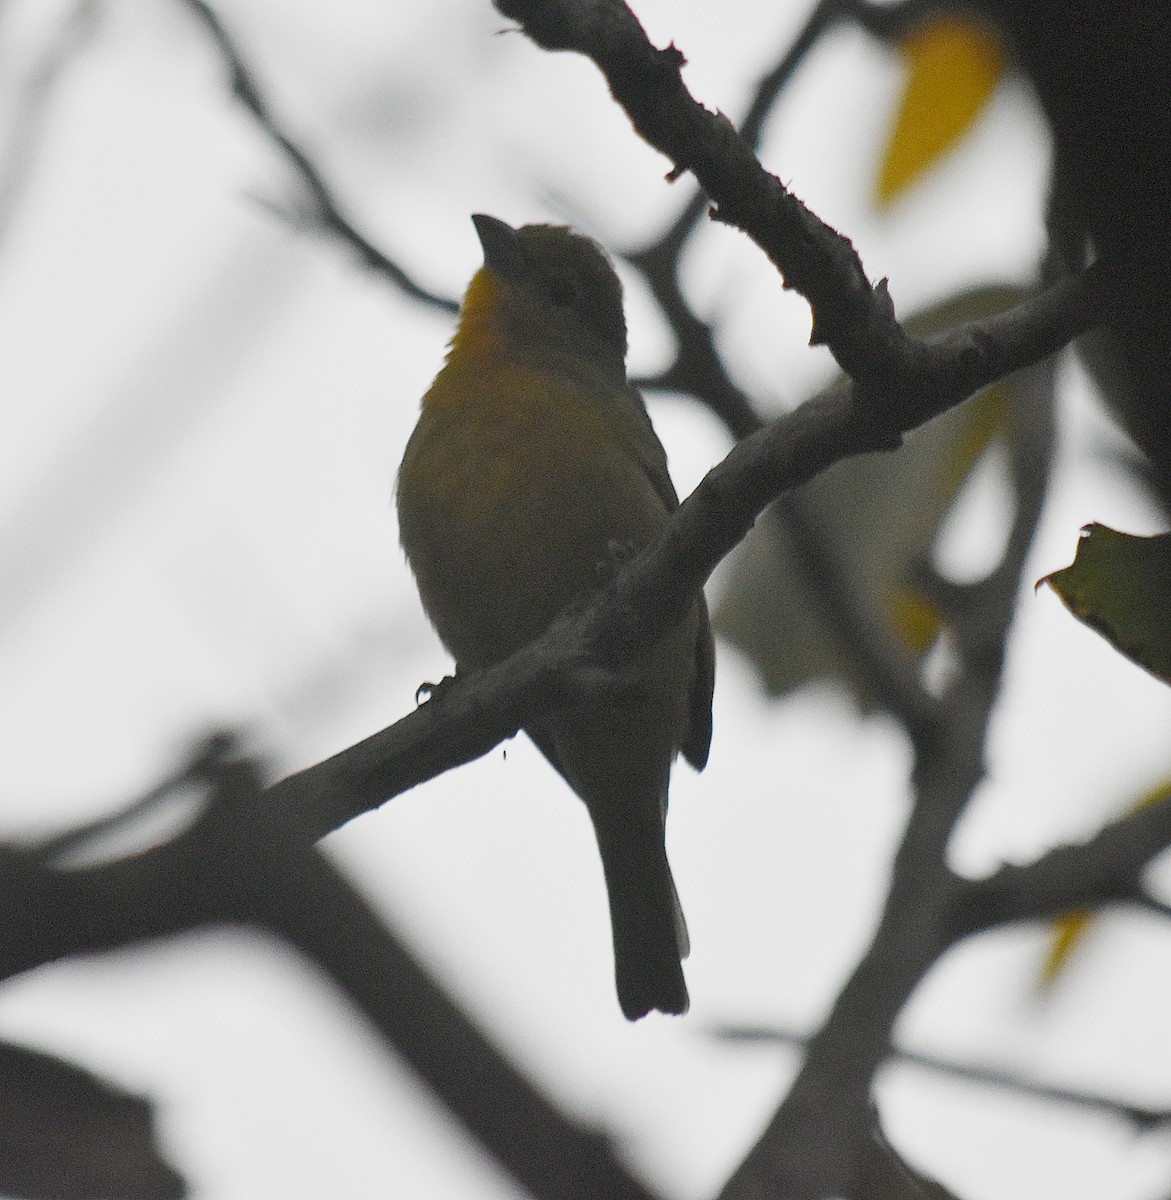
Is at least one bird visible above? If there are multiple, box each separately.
[396,214,714,1019]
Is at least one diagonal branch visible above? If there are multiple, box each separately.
[178,0,459,314]
[267,267,1103,845]
[493,0,910,387]
[949,796,1171,939]
[625,0,849,428]
[176,0,1097,744]
[493,0,1125,422]
[5,745,663,1200]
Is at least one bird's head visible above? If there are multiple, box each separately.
[458,213,629,385]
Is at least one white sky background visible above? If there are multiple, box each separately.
[0,1,1170,1198]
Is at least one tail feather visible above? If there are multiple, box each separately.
[591,800,689,1020]
[526,718,691,1020]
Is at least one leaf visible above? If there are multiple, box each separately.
[1039,523,1171,686]
[715,286,1037,708]
[1039,780,1171,989]
[1038,909,1093,988]
[0,1042,184,1199]
[877,15,1006,207]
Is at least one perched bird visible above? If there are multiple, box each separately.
[396,214,715,1019]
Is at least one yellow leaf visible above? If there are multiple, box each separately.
[877,16,1005,207]
[888,585,943,656]
[1039,910,1093,988]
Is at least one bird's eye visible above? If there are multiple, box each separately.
[547,277,577,307]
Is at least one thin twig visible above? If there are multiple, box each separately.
[178,0,458,314]
[716,1024,1171,1130]
[1135,891,1171,922]
[738,0,847,148]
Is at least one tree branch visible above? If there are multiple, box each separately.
[950,797,1171,939]
[179,0,1100,745]
[251,802,663,1200]
[717,304,1061,1197]
[1134,890,1171,923]
[178,0,459,314]
[263,266,1100,847]
[6,743,662,1200]
[491,0,913,387]
[716,1024,1171,1131]
[0,266,1117,1200]
[624,0,848,432]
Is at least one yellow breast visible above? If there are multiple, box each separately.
[397,288,669,669]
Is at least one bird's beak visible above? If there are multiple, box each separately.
[472,213,527,281]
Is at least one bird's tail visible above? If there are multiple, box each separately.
[591,796,689,1021]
